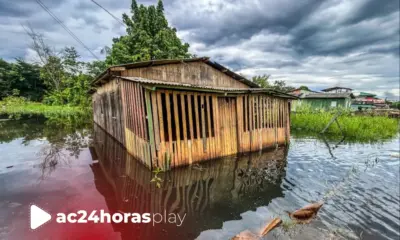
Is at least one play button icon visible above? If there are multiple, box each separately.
[30,205,52,230]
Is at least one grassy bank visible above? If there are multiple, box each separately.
[291,112,399,142]
[0,97,90,119]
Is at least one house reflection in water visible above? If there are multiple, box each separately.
[90,124,289,239]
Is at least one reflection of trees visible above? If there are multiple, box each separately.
[0,114,93,179]
[38,144,66,179]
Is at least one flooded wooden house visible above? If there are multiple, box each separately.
[91,57,295,170]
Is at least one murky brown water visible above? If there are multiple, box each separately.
[0,117,399,239]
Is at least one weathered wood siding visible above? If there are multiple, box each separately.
[93,79,291,170]
[120,80,152,168]
[145,90,222,169]
[120,62,250,89]
[144,88,290,169]
[92,79,125,145]
[236,95,289,153]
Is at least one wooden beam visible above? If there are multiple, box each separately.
[144,89,156,169]
[156,92,165,169]
[110,66,126,71]
[173,92,181,165]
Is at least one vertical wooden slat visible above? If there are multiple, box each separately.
[263,96,266,128]
[212,95,220,157]
[156,92,165,169]
[249,95,253,150]
[151,91,160,166]
[236,96,242,153]
[140,85,148,140]
[187,94,194,164]
[144,89,155,168]
[245,95,248,132]
[181,94,188,165]
[275,98,278,144]
[194,93,201,161]
[134,84,141,137]
[200,95,207,153]
[173,92,181,165]
[206,95,212,159]
[165,91,174,168]
[226,98,231,154]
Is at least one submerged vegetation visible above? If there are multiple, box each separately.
[291,105,399,142]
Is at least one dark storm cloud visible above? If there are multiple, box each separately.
[168,0,399,60]
[0,0,64,17]
[169,0,326,46]
[0,0,398,98]
[343,0,399,25]
[290,0,400,56]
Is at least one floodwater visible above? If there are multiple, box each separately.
[0,117,399,240]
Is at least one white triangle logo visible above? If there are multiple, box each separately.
[30,205,52,230]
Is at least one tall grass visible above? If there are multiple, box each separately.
[291,104,399,142]
[0,96,90,119]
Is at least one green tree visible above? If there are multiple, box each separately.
[0,59,12,99]
[10,59,45,101]
[252,74,270,88]
[43,47,92,106]
[106,0,191,65]
[0,58,45,101]
[299,85,310,91]
[86,60,107,78]
[251,74,295,92]
[272,80,295,92]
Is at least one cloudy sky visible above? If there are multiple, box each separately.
[1,0,399,99]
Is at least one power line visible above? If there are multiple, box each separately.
[90,0,126,27]
[34,0,99,60]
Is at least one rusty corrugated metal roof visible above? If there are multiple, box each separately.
[118,76,297,99]
[302,92,355,99]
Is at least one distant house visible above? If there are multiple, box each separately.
[352,92,386,110]
[289,88,316,97]
[293,92,355,111]
[321,86,353,93]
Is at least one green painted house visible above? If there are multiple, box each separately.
[292,92,355,111]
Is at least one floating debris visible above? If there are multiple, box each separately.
[287,201,324,224]
[260,217,282,236]
[231,230,260,240]
[231,217,282,240]
[6,166,13,169]
[390,153,400,158]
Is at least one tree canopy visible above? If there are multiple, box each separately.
[252,74,270,88]
[252,74,295,92]
[105,0,191,65]
[299,85,311,91]
[0,58,45,101]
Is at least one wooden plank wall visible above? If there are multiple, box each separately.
[146,89,221,170]
[236,95,289,153]
[120,80,152,168]
[93,79,291,170]
[120,62,250,88]
[92,79,125,145]
[144,89,290,169]
[218,97,238,156]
